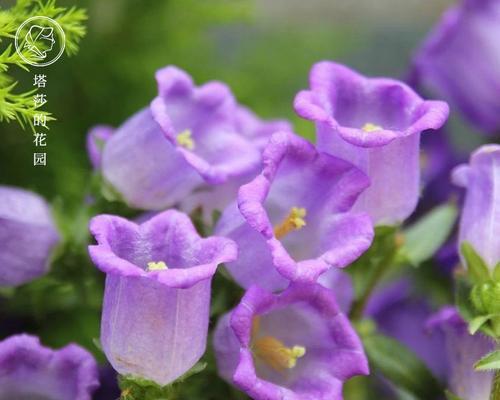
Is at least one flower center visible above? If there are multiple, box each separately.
[146,261,168,271]
[177,129,195,150]
[252,317,306,372]
[361,123,382,132]
[273,207,307,239]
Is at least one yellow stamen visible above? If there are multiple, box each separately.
[362,123,383,132]
[251,317,306,372]
[147,261,168,271]
[254,336,306,371]
[273,207,307,239]
[177,129,195,150]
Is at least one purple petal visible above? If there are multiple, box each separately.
[453,144,500,270]
[0,334,98,400]
[295,61,449,224]
[214,284,368,400]
[88,209,237,385]
[411,0,500,133]
[0,186,60,287]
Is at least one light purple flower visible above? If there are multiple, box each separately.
[411,0,500,133]
[88,209,237,385]
[97,66,285,213]
[0,334,99,400]
[213,283,369,400]
[86,125,114,169]
[179,106,292,222]
[234,105,293,151]
[215,131,374,291]
[294,61,449,225]
[0,185,60,287]
[427,307,494,399]
[317,268,354,314]
[452,144,500,270]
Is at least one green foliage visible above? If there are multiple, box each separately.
[401,203,457,266]
[362,332,443,400]
[445,391,463,400]
[461,242,491,284]
[0,0,87,129]
[119,362,208,400]
[454,244,500,339]
[349,225,400,320]
[474,350,500,372]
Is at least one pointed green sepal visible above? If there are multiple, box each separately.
[461,242,491,284]
[474,350,500,371]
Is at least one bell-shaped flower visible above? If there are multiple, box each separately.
[213,283,369,400]
[294,61,449,225]
[453,144,500,270]
[0,185,60,287]
[411,0,500,133]
[215,131,373,292]
[178,105,292,222]
[0,334,98,400]
[427,307,494,400]
[88,209,237,385]
[95,66,288,213]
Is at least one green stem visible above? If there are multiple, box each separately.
[490,369,500,400]
[349,248,398,321]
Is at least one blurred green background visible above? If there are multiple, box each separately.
[1,0,455,205]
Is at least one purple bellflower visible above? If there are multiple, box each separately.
[97,66,288,213]
[453,144,500,270]
[427,307,494,399]
[213,283,369,400]
[0,334,99,400]
[411,0,500,133]
[294,61,449,225]
[0,185,60,287]
[88,209,237,385]
[215,131,374,292]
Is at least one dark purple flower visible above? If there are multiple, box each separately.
[295,61,449,225]
[0,334,98,400]
[88,209,237,385]
[420,128,464,209]
[453,144,500,270]
[411,0,500,133]
[93,366,120,400]
[427,307,494,399]
[366,280,447,379]
[0,186,60,287]
[215,131,373,291]
[97,66,287,213]
[213,284,369,400]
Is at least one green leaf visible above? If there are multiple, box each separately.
[493,262,500,282]
[445,390,464,400]
[468,314,497,335]
[402,203,457,266]
[474,350,500,371]
[349,225,398,299]
[362,333,442,399]
[461,242,491,284]
[455,275,475,322]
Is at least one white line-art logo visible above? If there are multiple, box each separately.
[15,16,66,67]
